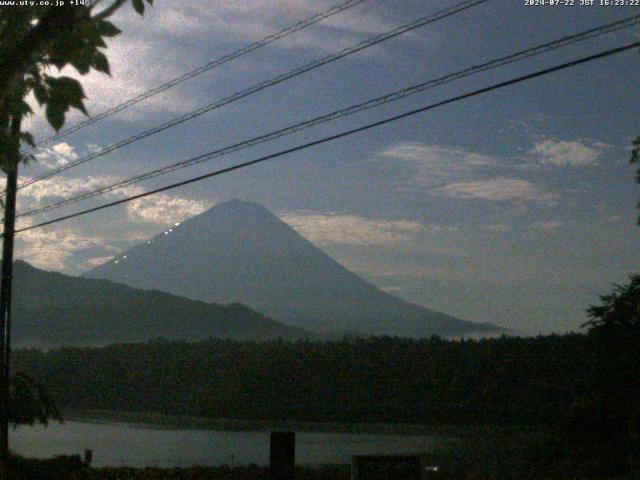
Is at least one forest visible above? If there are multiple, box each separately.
[13,334,594,426]
[9,276,640,477]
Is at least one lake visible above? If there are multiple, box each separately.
[10,420,446,467]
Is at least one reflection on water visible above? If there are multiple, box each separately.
[11,421,440,467]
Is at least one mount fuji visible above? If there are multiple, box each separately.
[84,200,502,338]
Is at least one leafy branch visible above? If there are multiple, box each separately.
[0,0,153,171]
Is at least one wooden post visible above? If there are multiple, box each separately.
[270,431,295,480]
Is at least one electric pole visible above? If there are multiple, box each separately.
[0,117,21,479]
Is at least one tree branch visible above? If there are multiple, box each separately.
[92,0,127,21]
[0,8,70,115]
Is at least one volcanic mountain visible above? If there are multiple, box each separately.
[12,260,309,347]
[84,200,502,337]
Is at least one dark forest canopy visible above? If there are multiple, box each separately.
[12,277,640,475]
[14,334,594,426]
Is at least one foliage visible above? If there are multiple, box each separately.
[584,275,640,332]
[90,465,349,480]
[0,0,153,170]
[5,460,348,480]
[560,277,640,476]
[631,135,640,223]
[13,333,640,477]
[8,454,87,480]
[9,372,61,428]
[14,335,594,426]
[0,0,153,433]
[432,427,565,480]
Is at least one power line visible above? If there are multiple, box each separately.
[17,14,640,219]
[18,0,489,191]
[14,41,640,235]
[32,0,370,148]
[22,0,487,188]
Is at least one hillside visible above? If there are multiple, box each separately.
[12,260,310,347]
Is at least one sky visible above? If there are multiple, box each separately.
[11,0,640,335]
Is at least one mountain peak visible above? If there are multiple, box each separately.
[182,199,285,233]
[85,202,502,337]
[206,199,271,216]
[215,199,266,211]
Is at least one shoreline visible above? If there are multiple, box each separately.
[62,409,494,436]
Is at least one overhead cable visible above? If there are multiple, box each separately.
[18,14,640,219]
[19,0,489,190]
[14,41,640,234]
[32,0,370,148]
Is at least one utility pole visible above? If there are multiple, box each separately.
[0,117,21,480]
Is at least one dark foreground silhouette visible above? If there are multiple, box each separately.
[12,277,640,478]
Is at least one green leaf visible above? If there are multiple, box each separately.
[49,57,67,70]
[20,153,35,166]
[132,0,145,15]
[44,76,89,129]
[45,101,67,131]
[71,98,88,116]
[5,92,32,117]
[19,132,35,148]
[11,99,32,117]
[48,76,86,105]
[33,82,48,105]
[93,51,110,75]
[61,43,95,75]
[94,19,121,37]
[77,21,106,47]
[70,50,93,75]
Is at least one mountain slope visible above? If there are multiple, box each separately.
[85,200,502,337]
[12,260,310,347]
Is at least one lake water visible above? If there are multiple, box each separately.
[10,420,445,467]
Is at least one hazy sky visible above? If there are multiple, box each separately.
[13,0,640,335]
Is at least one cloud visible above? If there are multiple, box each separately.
[600,215,622,225]
[482,224,511,232]
[23,0,401,136]
[377,142,561,205]
[280,211,424,246]
[144,0,394,52]
[16,174,121,208]
[24,55,195,137]
[15,224,118,272]
[378,143,497,186]
[529,138,608,167]
[33,142,79,168]
[125,192,212,225]
[436,178,557,203]
[13,172,213,272]
[380,143,492,166]
[58,37,200,121]
[530,220,563,231]
[336,257,455,279]
[80,255,118,270]
[16,172,211,223]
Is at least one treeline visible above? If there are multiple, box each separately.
[13,334,595,426]
[8,455,349,480]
